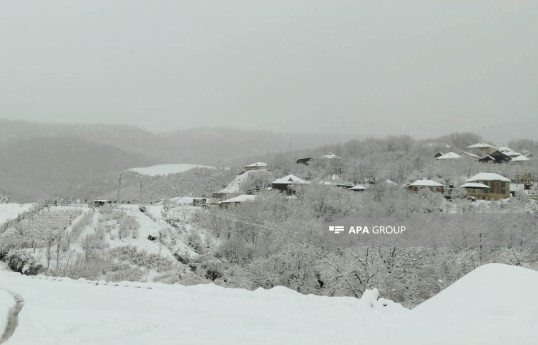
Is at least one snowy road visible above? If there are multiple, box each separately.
[0,289,24,344]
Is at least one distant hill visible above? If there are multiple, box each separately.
[0,119,348,165]
[0,137,156,201]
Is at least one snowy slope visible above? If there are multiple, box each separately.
[128,164,215,176]
[0,204,34,225]
[0,264,537,345]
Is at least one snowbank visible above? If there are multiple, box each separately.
[0,272,406,345]
[400,263,538,344]
[0,264,537,344]
[0,289,14,338]
[128,164,215,176]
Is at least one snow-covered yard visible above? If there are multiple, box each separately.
[0,264,536,345]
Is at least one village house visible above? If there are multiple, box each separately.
[349,184,367,192]
[435,152,462,160]
[467,142,497,155]
[244,162,268,171]
[497,147,522,158]
[219,194,256,209]
[488,150,512,163]
[407,179,444,193]
[212,171,251,199]
[461,172,511,200]
[271,174,309,193]
[318,152,343,160]
[511,155,531,163]
[296,157,313,165]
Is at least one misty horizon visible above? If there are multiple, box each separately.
[1,0,537,143]
[0,116,534,147]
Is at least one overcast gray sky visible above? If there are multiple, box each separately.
[1,0,537,142]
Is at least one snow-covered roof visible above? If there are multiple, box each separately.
[467,142,496,149]
[461,151,480,159]
[384,179,398,185]
[466,173,510,183]
[272,174,309,185]
[460,183,491,189]
[409,180,444,187]
[498,146,512,152]
[350,184,367,190]
[221,194,257,203]
[245,162,268,168]
[436,152,462,160]
[217,171,254,194]
[318,152,343,160]
[498,149,520,157]
[511,155,530,162]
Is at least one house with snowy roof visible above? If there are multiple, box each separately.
[271,174,309,193]
[497,147,522,158]
[511,155,530,163]
[219,194,257,209]
[461,173,510,200]
[406,179,444,193]
[461,151,480,160]
[213,171,253,199]
[488,150,512,164]
[244,162,268,171]
[467,142,497,155]
[318,152,343,160]
[436,152,462,160]
[350,184,367,192]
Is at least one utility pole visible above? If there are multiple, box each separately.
[139,179,143,204]
[116,173,123,204]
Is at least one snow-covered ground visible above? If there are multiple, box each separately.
[128,164,215,176]
[0,289,14,339]
[0,204,34,225]
[0,264,536,345]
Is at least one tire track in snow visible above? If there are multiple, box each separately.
[0,289,24,344]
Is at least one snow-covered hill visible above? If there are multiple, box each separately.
[128,164,216,177]
[0,264,536,345]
